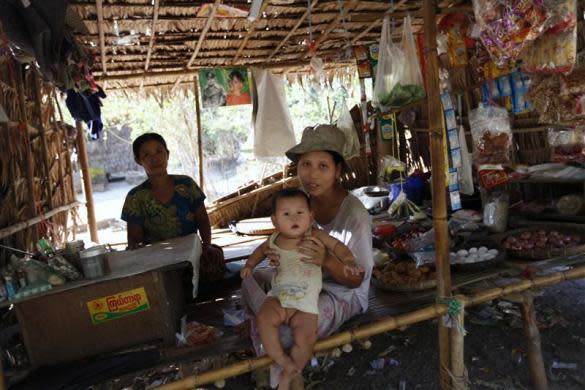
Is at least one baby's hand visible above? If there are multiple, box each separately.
[343,263,365,278]
[240,266,253,279]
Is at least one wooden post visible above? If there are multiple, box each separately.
[75,121,99,243]
[0,347,6,390]
[450,296,467,390]
[14,64,39,243]
[32,70,54,210]
[520,291,548,390]
[193,76,204,190]
[423,1,452,389]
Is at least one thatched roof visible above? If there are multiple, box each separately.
[69,0,472,90]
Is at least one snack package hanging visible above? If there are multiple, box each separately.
[373,15,425,109]
[521,0,577,75]
[469,104,513,165]
[472,0,549,68]
[548,127,585,162]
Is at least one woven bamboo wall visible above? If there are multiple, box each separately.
[0,58,77,263]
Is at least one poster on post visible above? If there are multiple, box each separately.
[198,68,252,108]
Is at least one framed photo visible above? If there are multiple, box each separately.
[198,68,252,108]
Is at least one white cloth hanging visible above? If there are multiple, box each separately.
[251,68,296,158]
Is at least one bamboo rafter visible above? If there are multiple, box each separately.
[144,0,161,72]
[232,0,270,64]
[267,0,319,61]
[172,0,221,91]
[96,0,108,76]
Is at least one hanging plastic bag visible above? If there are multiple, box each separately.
[373,16,425,109]
[469,104,512,165]
[336,102,360,159]
[458,125,474,195]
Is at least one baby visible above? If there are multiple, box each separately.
[240,188,360,389]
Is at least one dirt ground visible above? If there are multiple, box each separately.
[219,278,585,390]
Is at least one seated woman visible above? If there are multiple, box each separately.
[241,124,373,388]
[121,132,225,286]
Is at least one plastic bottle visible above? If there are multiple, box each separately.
[4,275,16,300]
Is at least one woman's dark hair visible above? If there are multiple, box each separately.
[132,132,169,160]
[229,70,245,83]
[271,188,310,214]
[325,150,344,166]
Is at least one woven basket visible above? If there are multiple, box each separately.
[502,226,585,260]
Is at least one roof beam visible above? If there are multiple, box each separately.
[232,0,270,64]
[345,0,408,48]
[96,0,107,75]
[144,0,160,71]
[267,0,318,61]
[172,0,221,90]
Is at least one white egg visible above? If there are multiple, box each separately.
[485,253,495,260]
[450,252,457,258]
[457,249,469,257]
[469,247,478,254]
[466,255,479,263]
[478,246,488,253]
[487,249,499,257]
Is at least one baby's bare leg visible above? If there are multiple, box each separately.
[256,298,299,380]
[288,311,318,381]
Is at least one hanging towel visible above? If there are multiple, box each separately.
[251,68,296,158]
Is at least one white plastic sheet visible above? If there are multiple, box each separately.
[251,68,296,158]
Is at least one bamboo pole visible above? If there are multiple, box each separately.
[154,264,585,390]
[450,296,467,390]
[0,202,80,240]
[0,347,6,390]
[14,64,39,243]
[172,0,221,90]
[75,121,99,243]
[233,0,269,64]
[144,0,160,72]
[32,70,54,210]
[267,0,319,60]
[96,0,108,76]
[193,75,204,190]
[520,291,548,390]
[423,1,452,388]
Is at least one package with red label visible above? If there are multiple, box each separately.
[176,317,223,347]
[478,165,509,190]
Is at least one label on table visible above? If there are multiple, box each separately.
[87,287,150,325]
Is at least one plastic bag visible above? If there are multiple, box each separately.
[373,16,424,108]
[404,228,436,267]
[469,104,512,165]
[482,190,509,233]
[458,125,474,195]
[175,316,222,347]
[379,155,406,184]
[472,0,549,67]
[548,127,585,162]
[336,102,360,159]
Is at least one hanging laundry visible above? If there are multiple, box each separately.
[65,87,106,140]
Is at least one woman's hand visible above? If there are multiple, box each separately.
[240,265,253,279]
[299,236,327,266]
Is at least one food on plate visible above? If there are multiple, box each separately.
[503,229,583,251]
[389,227,427,252]
[373,261,435,285]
